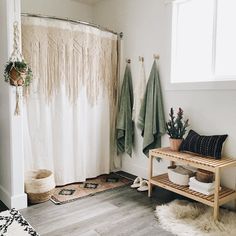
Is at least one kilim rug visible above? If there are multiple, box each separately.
[0,208,39,236]
[50,173,131,204]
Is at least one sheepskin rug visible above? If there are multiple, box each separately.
[155,199,236,236]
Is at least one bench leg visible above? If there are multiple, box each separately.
[148,153,153,197]
[148,183,152,197]
[213,168,220,221]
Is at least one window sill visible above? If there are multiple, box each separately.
[165,80,236,91]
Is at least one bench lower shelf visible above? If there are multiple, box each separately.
[150,174,236,207]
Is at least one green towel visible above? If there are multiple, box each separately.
[116,64,134,156]
[138,61,166,156]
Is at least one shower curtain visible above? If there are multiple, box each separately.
[21,16,120,185]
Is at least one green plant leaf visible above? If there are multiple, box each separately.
[166,107,189,139]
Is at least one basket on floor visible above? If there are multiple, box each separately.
[25,169,55,204]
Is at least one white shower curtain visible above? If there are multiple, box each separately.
[21,16,120,185]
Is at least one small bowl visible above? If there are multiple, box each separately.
[196,169,214,183]
[167,166,190,186]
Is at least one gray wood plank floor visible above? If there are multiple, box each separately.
[21,186,176,236]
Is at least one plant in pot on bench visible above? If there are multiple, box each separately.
[166,107,189,151]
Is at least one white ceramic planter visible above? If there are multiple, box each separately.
[167,166,189,186]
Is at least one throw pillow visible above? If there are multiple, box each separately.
[180,130,228,159]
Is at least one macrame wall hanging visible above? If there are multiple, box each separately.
[21,16,118,109]
[4,21,33,115]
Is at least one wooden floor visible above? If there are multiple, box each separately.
[21,185,176,236]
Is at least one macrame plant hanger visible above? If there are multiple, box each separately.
[10,21,24,116]
[4,0,32,116]
[2,0,32,115]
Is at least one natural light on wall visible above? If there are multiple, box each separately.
[171,0,236,83]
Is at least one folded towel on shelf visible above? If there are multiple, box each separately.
[189,178,221,195]
[189,185,215,196]
[189,177,215,191]
[189,182,214,192]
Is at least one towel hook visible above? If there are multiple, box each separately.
[139,56,144,62]
[153,54,160,60]
[126,58,131,64]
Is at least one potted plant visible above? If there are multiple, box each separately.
[166,107,189,151]
[4,60,32,87]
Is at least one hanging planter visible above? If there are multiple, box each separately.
[4,60,32,87]
[3,21,33,115]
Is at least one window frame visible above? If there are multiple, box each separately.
[167,0,236,90]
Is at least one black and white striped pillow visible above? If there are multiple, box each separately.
[180,130,228,159]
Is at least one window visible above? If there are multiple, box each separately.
[171,0,236,84]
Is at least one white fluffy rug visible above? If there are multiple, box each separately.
[0,209,39,236]
[155,199,236,236]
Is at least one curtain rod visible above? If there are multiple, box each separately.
[21,13,123,38]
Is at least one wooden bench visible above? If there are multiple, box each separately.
[148,147,236,220]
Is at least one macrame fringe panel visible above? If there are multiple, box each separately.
[21,17,118,112]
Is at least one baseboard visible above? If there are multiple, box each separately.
[11,193,27,209]
[0,185,27,209]
[121,163,148,180]
[121,157,169,180]
[114,171,136,181]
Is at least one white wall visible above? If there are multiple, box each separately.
[21,0,93,22]
[93,0,236,207]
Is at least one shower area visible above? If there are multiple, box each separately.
[21,13,121,186]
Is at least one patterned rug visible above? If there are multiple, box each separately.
[50,173,131,204]
[0,208,39,236]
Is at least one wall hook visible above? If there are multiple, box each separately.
[153,54,160,60]
[126,58,131,64]
[139,56,144,62]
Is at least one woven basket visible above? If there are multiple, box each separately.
[9,67,25,86]
[196,169,214,183]
[25,169,55,204]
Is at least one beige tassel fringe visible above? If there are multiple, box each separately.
[14,86,20,116]
[21,20,118,112]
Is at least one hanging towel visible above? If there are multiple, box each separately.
[138,60,166,156]
[132,61,147,123]
[116,64,134,156]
